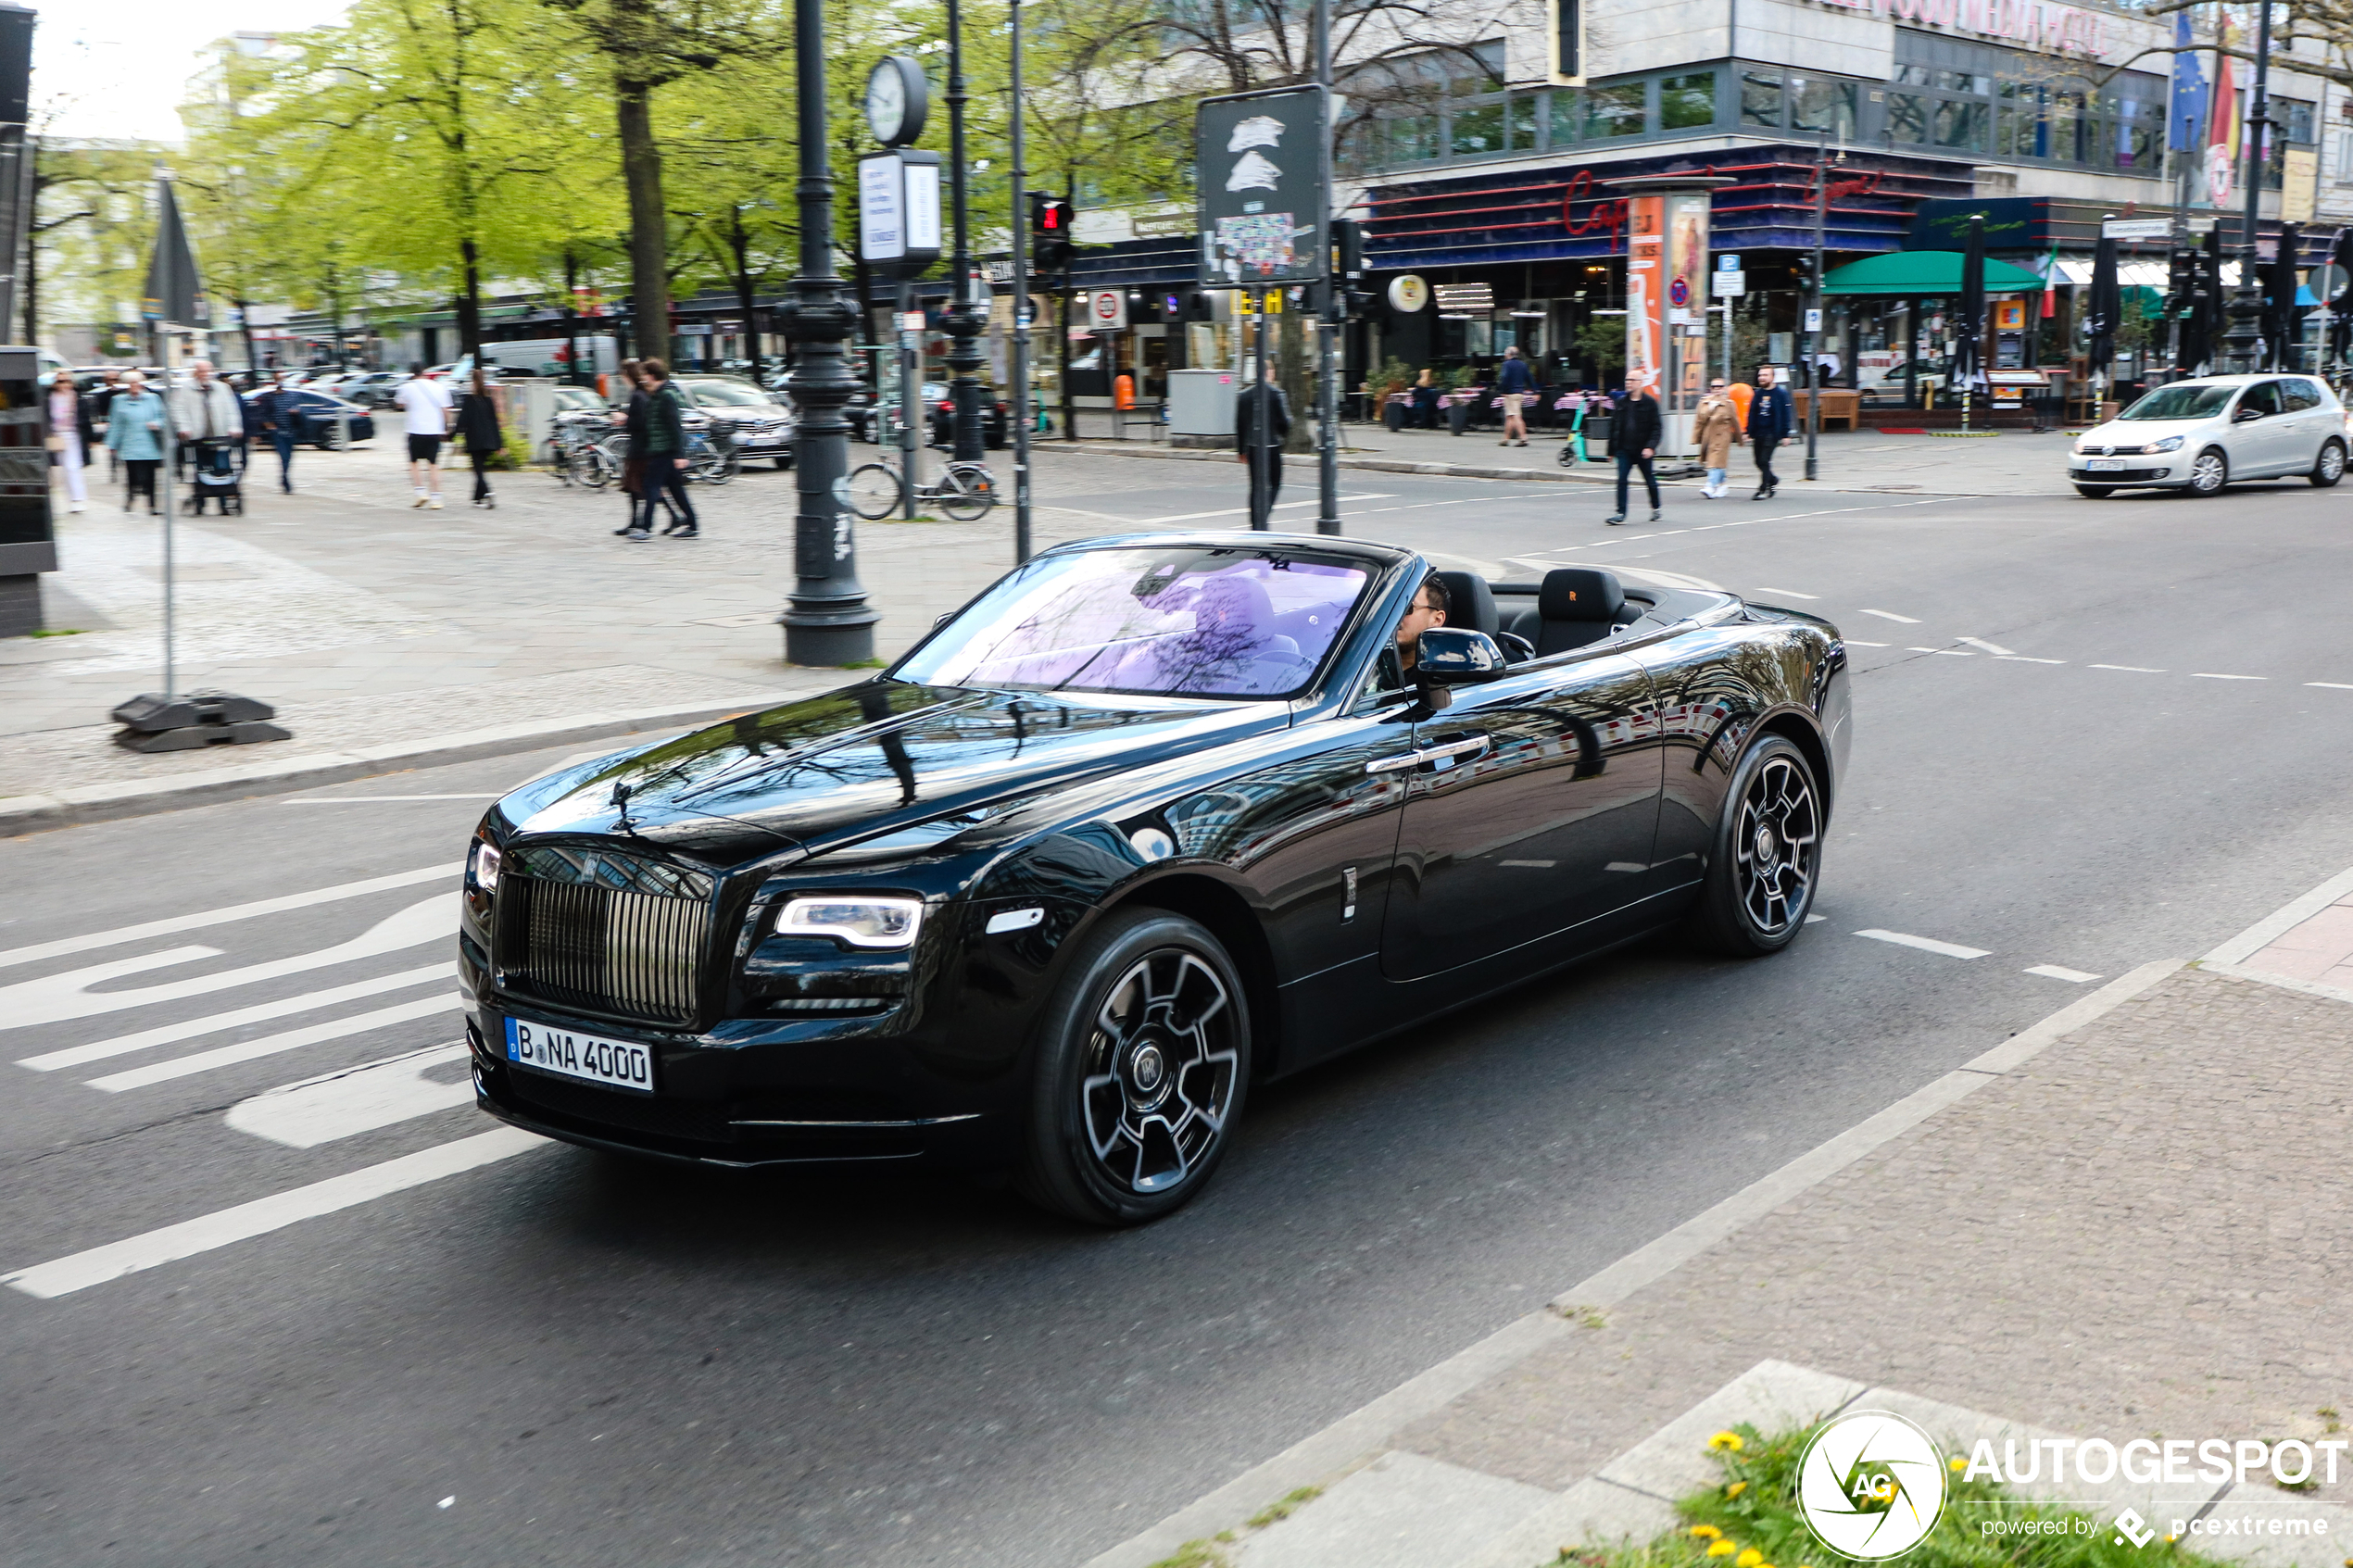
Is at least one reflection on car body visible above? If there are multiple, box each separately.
[461,535,1851,1224]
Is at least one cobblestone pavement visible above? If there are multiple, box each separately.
[1388,963,2353,1502]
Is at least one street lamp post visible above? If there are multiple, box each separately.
[2223,0,2273,371]
[776,0,878,667]
[1008,0,1033,561]
[1312,0,1340,534]
[942,0,988,466]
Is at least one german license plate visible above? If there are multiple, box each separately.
[505,1017,654,1093]
[2086,458,2124,471]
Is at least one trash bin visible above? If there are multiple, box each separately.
[1384,398,1405,433]
[1583,412,1612,457]
[1447,399,1471,436]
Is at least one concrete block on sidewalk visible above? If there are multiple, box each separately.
[1233,1449,1554,1568]
[1457,1476,1680,1568]
[1595,1359,1867,1501]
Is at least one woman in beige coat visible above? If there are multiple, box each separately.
[1693,378,1741,498]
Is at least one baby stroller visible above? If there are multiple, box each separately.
[188,438,245,516]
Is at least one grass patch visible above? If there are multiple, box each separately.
[1554,1423,2240,1568]
[1246,1486,1323,1527]
[29,628,89,638]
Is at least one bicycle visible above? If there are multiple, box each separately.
[684,427,738,486]
[847,457,995,521]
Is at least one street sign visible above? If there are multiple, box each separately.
[857,150,942,270]
[1196,85,1331,289]
[1717,254,1742,272]
[2102,217,2172,241]
[1710,272,1746,296]
[1087,288,1129,332]
[2312,263,2351,303]
[1804,307,1823,332]
[1668,276,1691,307]
[1388,275,1428,313]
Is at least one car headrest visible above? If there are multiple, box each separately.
[1432,570,1499,638]
[1541,568,1625,622]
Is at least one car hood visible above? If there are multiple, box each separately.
[2080,418,2210,445]
[499,680,1286,869]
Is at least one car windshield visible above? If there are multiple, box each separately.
[680,378,770,406]
[2119,384,2235,420]
[895,546,1375,699]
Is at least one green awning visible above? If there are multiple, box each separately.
[1820,251,2047,295]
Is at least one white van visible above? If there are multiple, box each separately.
[451,335,619,383]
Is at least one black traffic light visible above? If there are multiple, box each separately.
[2164,250,2196,318]
[1330,218,1379,319]
[1028,192,1075,274]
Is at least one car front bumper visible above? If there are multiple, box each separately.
[2070,459,2183,485]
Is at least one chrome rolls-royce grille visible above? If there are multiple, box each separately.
[494,846,714,1026]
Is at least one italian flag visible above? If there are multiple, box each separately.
[2041,243,2061,320]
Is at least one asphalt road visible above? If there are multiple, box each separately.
[6,459,2352,1567]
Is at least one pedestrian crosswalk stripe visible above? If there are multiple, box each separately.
[225,1042,472,1148]
[18,962,454,1073]
[0,862,462,973]
[86,994,461,1092]
[0,1127,546,1299]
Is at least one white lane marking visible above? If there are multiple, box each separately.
[1804,914,1827,923]
[2090,663,2164,672]
[1139,494,1393,525]
[1857,608,1922,623]
[1855,928,1992,960]
[2190,672,2265,681]
[19,963,454,1072]
[1845,640,1891,647]
[1908,647,1974,657]
[283,795,503,804]
[225,1042,472,1147]
[1995,655,2066,664]
[87,996,462,1091]
[2024,964,2103,983]
[0,895,456,1031]
[1957,636,2015,656]
[2309,682,2353,690]
[0,863,461,973]
[0,1127,545,1299]
[1752,587,1819,599]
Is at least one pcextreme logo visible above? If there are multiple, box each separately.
[1795,1411,1949,1561]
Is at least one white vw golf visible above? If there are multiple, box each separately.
[2070,374,2348,497]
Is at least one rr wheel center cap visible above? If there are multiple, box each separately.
[1126,1039,1173,1108]
[1755,823,1779,864]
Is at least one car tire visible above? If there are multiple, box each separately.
[1685,733,1822,958]
[2310,440,2346,488]
[1015,908,1251,1227]
[2186,447,2228,495]
[2073,483,2116,498]
[774,456,793,470]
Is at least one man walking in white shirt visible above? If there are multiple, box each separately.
[393,364,454,508]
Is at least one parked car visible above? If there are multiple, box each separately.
[926,386,1012,451]
[241,385,377,447]
[673,374,796,468]
[459,536,1849,1223]
[2070,373,2347,497]
[335,370,409,408]
[849,380,950,444]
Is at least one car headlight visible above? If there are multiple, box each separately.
[775,896,925,948]
[2142,435,2184,453]
[2072,439,2092,455]
[470,837,501,892]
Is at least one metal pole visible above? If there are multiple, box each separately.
[1009,0,1032,562]
[943,0,987,466]
[777,0,878,666]
[900,279,919,519]
[1804,126,1825,481]
[1313,0,1340,534]
[2224,0,2273,371]
[1252,295,1271,529]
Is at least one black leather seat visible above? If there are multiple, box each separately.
[1433,570,1499,638]
[1532,568,1635,656]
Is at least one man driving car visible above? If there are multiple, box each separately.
[1395,573,1450,671]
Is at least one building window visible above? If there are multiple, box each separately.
[1510,92,1541,150]
[1886,92,1928,143]
[1933,98,1988,152]
[1586,81,1646,139]
[1662,71,1718,131]
[1793,76,1858,138]
[1451,101,1504,157]
[1547,90,1580,148]
[1742,70,1785,130]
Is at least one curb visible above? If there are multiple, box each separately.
[1082,957,2188,1568]
[0,689,818,838]
[1060,441,1617,487]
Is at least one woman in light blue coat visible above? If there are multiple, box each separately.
[105,371,168,513]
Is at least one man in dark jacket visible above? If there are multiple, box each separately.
[1605,375,1664,525]
[456,370,505,508]
[252,370,306,494]
[623,358,698,539]
[1235,364,1290,528]
[1495,345,1536,446]
[1747,365,1794,499]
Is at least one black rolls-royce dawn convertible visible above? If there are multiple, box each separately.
[461,533,1850,1224]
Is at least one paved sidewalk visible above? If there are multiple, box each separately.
[1062,415,2079,497]
[1107,886,2353,1568]
[6,438,1165,811]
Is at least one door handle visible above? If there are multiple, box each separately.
[1365,752,1421,774]
[1417,736,1490,766]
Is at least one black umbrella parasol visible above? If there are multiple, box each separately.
[1954,214,1986,395]
[2266,222,2304,371]
[2083,232,2120,392]
[2329,227,2353,371]
[143,177,205,328]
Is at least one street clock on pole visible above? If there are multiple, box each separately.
[865,55,930,147]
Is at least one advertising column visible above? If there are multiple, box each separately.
[1666,190,1712,457]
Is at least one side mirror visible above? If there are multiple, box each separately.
[1414,627,1509,684]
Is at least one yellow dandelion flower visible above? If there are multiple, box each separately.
[1738,1549,1765,1566]
[1949,1456,1967,1473]
[1726,1481,1749,1499]
[1706,1540,1738,1557]
[1708,1432,1746,1452]
[1689,1526,1724,1541]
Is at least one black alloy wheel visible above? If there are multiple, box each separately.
[1687,733,1822,956]
[2310,440,2345,488]
[2186,447,2228,496]
[1018,909,1249,1226]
